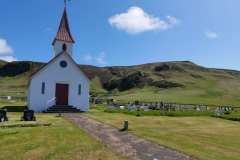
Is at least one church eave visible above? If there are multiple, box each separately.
[52,38,75,45]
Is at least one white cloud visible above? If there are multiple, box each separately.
[0,39,13,54]
[109,6,179,34]
[0,56,17,62]
[0,38,17,62]
[83,54,93,61]
[205,31,218,39]
[83,52,107,66]
[95,52,106,65]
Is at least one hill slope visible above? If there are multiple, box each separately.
[0,60,7,67]
[1,60,240,106]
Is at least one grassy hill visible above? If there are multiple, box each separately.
[0,60,7,67]
[1,60,240,106]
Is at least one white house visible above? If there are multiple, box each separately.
[28,6,90,112]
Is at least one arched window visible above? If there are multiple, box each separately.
[62,43,67,51]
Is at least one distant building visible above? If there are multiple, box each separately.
[28,6,90,112]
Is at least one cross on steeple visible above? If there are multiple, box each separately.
[64,0,71,8]
[64,0,67,7]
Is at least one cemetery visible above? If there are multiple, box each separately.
[99,99,240,120]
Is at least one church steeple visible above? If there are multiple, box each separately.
[52,5,75,56]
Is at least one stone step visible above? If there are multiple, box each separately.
[51,105,75,108]
[45,110,81,113]
[45,105,81,113]
[46,107,80,110]
[46,109,80,112]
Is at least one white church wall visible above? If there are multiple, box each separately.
[28,53,89,112]
[53,41,73,56]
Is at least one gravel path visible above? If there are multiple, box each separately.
[64,114,193,160]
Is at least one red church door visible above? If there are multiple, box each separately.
[55,83,69,105]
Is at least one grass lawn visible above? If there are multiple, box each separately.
[110,84,240,106]
[104,108,214,117]
[0,113,126,160]
[87,107,240,160]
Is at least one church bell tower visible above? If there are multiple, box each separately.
[52,5,75,57]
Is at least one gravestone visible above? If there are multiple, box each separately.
[107,105,115,110]
[127,103,136,112]
[159,102,164,110]
[120,120,128,131]
[196,106,201,112]
[134,100,140,106]
[214,107,225,116]
[106,99,114,105]
[120,106,125,110]
[94,98,103,104]
[21,110,36,121]
[0,109,8,122]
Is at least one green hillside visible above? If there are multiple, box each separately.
[0,60,7,67]
[1,60,240,106]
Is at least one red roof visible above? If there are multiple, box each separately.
[52,7,75,45]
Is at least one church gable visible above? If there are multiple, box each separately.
[31,52,89,82]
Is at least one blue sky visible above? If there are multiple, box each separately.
[0,0,239,70]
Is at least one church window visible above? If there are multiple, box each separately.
[41,82,45,94]
[62,43,67,51]
[78,84,82,95]
[60,60,68,68]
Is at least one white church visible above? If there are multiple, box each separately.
[28,6,90,112]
